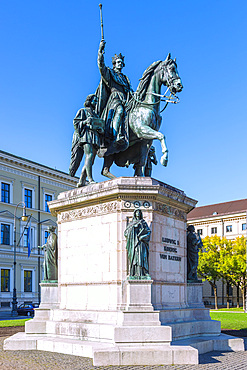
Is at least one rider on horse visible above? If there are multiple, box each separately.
[96,40,133,155]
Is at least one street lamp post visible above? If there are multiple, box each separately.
[11,202,28,316]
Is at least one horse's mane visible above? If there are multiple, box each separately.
[136,60,162,101]
[126,60,162,113]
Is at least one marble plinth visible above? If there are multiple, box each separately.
[4,177,244,365]
[26,282,59,334]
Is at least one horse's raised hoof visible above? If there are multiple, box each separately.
[101,167,116,180]
[160,154,168,167]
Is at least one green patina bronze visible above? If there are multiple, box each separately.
[124,209,151,280]
[38,226,58,282]
[97,52,183,179]
[69,5,183,182]
[96,40,133,151]
[187,225,203,282]
[69,94,104,187]
[144,146,158,177]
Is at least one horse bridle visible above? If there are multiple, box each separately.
[132,61,180,112]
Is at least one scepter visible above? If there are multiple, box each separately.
[99,4,104,41]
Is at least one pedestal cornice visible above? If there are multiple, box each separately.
[49,177,197,218]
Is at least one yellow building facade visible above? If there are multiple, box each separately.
[0,150,77,311]
[188,199,247,307]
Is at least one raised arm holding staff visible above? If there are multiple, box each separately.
[99,4,104,43]
[96,4,133,156]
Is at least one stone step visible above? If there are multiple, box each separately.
[169,319,221,340]
[38,308,161,326]
[172,333,244,354]
[5,331,244,365]
[26,319,172,342]
[4,332,198,366]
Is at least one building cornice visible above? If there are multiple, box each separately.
[188,214,246,226]
[0,150,78,186]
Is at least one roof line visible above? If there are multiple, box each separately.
[197,198,247,208]
[0,149,78,179]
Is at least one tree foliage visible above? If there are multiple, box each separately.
[198,235,246,309]
[228,236,246,308]
[198,236,221,309]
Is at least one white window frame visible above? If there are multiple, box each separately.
[0,267,12,293]
[0,222,12,246]
[21,182,36,209]
[211,227,217,234]
[226,225,232,233]
[0,178,13,204]
[20,265,36,293]
[44,192,53,212]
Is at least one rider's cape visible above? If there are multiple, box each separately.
[95,68,131,156]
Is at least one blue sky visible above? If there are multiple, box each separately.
[1,0,246,206]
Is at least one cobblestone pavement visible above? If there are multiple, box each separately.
[1,337,247,370]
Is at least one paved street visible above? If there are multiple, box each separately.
[0,311,28,320]
[0,336,247,370]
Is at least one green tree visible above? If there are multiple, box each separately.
[229,236,246,309]
[218,238,235,309]
[198,236,221,309]
[199,236,246,310]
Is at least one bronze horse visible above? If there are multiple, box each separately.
[101,54,183,178]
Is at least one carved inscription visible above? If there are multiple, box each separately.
[160,236,182,262]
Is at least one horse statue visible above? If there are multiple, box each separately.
[100,53,183,179]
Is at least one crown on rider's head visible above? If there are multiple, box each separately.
[112,53,125,67]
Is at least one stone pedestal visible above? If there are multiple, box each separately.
[26,282,59,334]
[187,282,204,308]
[39,282,59,309]
[4,177,244,365]
[126,279,154,311]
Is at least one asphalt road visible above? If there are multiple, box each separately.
[0,311,30,320]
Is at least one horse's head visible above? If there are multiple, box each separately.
[160,54,183,94]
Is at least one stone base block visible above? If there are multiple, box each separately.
[172,333,244,354]
[159,307,211,324]
[93,344,198,366]
[121,310,161,326]
[49,308,161,327]
[187,282,204,308]
[4,332,40,351]
[39,282,59,309]
[4,330,244,366]
[170,319,221,340]
[3,332,198,365]
[26,317,171,343]
[114,325,171,343]
[25,319,47,334]
[25,308,52,334]
[126,279,154,311]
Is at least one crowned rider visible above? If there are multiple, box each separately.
[96,39,133,154]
